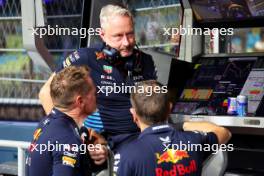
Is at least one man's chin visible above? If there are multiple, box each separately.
[120,50,133,57]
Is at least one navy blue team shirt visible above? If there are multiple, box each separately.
[56,45,157,136]
[114,124,218,176]
[26,108,90,176]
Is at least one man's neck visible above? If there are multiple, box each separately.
[139,123,150,132]
[55,107,84,128]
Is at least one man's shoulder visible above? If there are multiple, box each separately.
[74,47,100,58]
[39,114,78,138]
[172,130,217,144]
[120,138,142,157]
[136,49,157,79]
[118,137,148,160]
[137,49,152,60]
[57,47,102,70]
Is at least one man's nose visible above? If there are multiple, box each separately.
[122,35,129,46]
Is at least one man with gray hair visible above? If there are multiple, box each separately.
[39,3,157,148]
[99,4,136,57]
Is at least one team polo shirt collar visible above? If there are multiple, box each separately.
[51,108,79,129]
[138,124,174,139]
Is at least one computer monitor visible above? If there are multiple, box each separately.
[189,0,264,22]
[240,69,264,115]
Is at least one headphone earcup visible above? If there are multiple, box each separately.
[102,45,119,64]
[103,47,118,57]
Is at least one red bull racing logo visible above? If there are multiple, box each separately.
[156,149,189,164]
[95,51,106,60]
[155,149,197,176]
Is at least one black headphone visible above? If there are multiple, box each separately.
[102,44,120,64]
[102,43,142,73]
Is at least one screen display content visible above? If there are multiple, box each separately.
[189,0,264,22]
[240,70,264,115]
[172,57,257,115]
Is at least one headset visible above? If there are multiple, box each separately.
[102,44,120,64]
[102,43,143,74]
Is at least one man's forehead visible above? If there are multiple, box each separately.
[103,17,133,32]
[104,15,133,26]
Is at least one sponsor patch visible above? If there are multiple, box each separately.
[103,65,113,74]
[33,128,42,141]
[95,51,106,60]
[63,51,81,68]
[63,151,77,158]
[73,51,80,59]
[62,156,76,168]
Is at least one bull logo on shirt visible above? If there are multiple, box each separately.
[156,149,189,164]
[155,149,197,176]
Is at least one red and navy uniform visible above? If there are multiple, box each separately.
[56,44,157,137]
[114,124,218,176]
[26,108,90,176]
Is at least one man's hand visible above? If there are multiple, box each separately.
[86,129,108,165]
[89,144,108,165]
[88,129,107,145]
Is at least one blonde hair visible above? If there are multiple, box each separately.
[51,66,91,109]
[100,4,133,29]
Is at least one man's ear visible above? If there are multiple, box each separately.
[169,102,173,112]
[99,28,106,41]
[130,108,138,123]
[130,107,135,115]
[75,95,83,107]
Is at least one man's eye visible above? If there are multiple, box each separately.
[127,33,134,37]
[113,35,122,40]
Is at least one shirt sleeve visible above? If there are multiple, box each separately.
[201,132,218,145]
[51,136,82,176]
[56,48,92,72]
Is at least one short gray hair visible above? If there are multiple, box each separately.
[100,4,133,29]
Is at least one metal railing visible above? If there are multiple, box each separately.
[0,77,46,105]
[0,140,30,176]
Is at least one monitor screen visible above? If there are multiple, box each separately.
[180,88,213,100]
[240,70,264,114]
[191,57,256,86]
[222,57,257,84]
[189,0,264,22]
[172,102,200,114]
